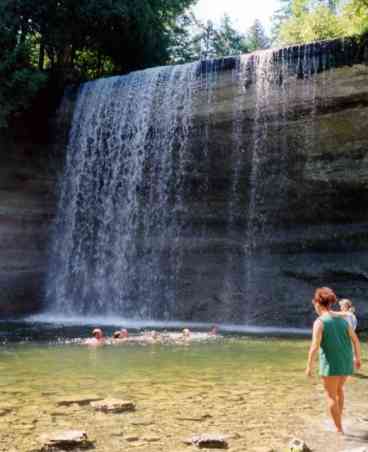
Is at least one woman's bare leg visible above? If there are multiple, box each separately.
[322,376,343,433]
[337,376,348,417]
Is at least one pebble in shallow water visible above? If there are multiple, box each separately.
[183,434,229,449]
[90,399,136,413]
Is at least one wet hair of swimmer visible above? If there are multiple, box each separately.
[112,329,128,339]
[92,328,104,339]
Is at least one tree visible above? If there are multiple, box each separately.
[211,14,249,57]
[0,0,197,127]
[0,10,47,128]
[246,19,270,52]
[271,0,293,44]
[272,0,368,46]
[340,0,368,36]
[169,13,199,64]
[172,13,249,63]
[276,0,344,45]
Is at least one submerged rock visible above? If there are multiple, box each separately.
[90,399,136,413]
[184,434,229,449]
[0,406,13,416]
[125,435,140,442]
[56,396,102,407]
[39,430,94,450]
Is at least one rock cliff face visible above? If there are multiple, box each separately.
[0,131,55,316]
[2,37,368,327]
[0,93,74,318]
[176,46,368,327]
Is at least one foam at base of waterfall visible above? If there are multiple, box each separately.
[25,313,310,336]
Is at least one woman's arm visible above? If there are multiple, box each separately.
[306,319,323,377]
[348,326,362,370]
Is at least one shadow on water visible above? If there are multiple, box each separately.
[353,372,368,380]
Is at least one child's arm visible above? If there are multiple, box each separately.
[330,310,348,317]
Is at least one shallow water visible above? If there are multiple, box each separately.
[0,330,367,452]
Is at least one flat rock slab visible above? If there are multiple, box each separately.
[288,438,311,452]
[176,414,212,422]
[90,399,136,413]
[184,434,229,449]
[56,396,103,407]
[39,430,94,450]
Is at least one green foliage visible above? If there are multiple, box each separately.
[274,0,368,46]
[171,14,273,63]
[211,14,249,58]
[279,4,343,44]
[171,14,249,62]
[0,0,196,128]
[340,0,368,36]
[271,0,293,44]
[0,27,47,128]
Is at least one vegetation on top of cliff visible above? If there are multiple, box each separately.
[170,14,270,63]
[0,0,195,128]
[272,0,368,45]
[0,25,47,129]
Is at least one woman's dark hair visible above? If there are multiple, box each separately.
[313,287,337,307]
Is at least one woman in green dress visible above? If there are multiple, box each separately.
[306,287,361,434]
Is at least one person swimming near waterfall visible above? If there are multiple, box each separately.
[112,329,129,340]
[306,287,361,434]
[83,328,106,346]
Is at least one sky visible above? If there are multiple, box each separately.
[193,0,281,33]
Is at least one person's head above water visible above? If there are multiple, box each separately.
[182,328,191,337]
[112,329,128,339]
[209,325,219,335]
[92,328,104,340]
[120,328,128,338]
[312,287,337,315]
[339,298,355,313]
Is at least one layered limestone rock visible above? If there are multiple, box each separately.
[0,131,54,316]
[0,92,74,318]
[173,52,368,327]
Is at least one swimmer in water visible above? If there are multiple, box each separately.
[83,328,106,346]
[112,329,129,341]
[209,325,219,336]
[181,328,191,343]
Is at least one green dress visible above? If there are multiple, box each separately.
[319,314,353,377]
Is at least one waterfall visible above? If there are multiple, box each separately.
[46,44,337,324]
[47,63,200,318]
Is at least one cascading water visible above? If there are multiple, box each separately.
[46,43,340,324]
[47,63,200,318]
